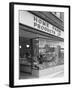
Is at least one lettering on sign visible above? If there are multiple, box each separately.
[34,16,61,36]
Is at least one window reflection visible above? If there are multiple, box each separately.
[32,38,64,70]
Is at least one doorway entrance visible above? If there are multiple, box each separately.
[19,37,39,79]
[19,37,33,72]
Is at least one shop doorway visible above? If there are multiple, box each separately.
[19,37,33,75]
[19,37,40,79]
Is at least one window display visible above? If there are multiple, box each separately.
[31,38,64,70]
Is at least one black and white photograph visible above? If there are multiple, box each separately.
[19,10,64,79]
[9,2,70,87]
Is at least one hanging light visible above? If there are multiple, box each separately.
[26,44,30,48]
[19,45,22,48]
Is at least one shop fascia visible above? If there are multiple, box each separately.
[34,16,62,37]
[20,11,64,38]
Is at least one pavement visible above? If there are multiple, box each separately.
[19,64,64,79]
[39,64,64,78]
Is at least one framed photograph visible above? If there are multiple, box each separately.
[9,2,70,87]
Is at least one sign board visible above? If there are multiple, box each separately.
[19,11,64,38]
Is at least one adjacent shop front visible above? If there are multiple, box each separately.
[19,11,64,79]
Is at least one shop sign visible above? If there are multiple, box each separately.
[20,11,64,38]
[33,16,61,37]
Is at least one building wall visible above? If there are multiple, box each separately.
[60,12,64,21]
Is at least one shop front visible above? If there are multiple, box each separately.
[19,11,64,79]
